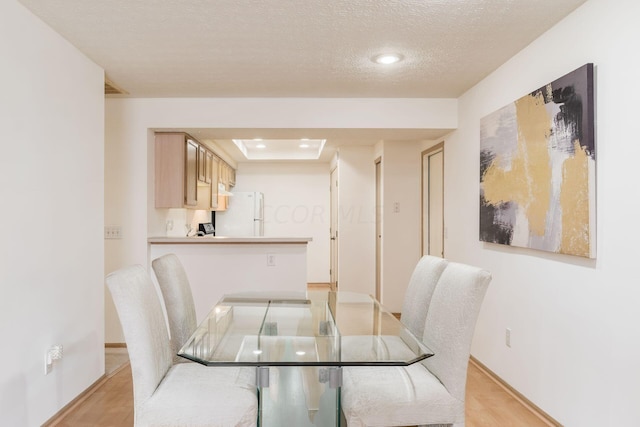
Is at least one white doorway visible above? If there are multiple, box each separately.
[422,143,444,257]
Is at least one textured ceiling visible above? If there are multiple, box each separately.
[18,0,587,162]
[18,0,587,98]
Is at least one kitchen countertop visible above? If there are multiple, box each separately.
[148,236,312,244]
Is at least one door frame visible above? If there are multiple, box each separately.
[374,156,382,301]
[421,142,445,257]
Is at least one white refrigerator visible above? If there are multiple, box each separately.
[215,192,264,236]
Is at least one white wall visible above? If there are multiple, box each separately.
[380,141,423,312]
[444,0,640,424]
[0,1,104,425]
[105,97,457,342]
[234,162,330,282]
[336,146,376,294]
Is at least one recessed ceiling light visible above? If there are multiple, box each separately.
[253,138,263,141]
[256,143,266,149]
[299,143,310,148]
[372,53,404,65]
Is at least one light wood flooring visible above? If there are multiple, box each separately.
[49,359,553,427]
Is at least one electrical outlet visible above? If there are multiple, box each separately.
[105,226,122,239]
[267,254,276,267]
[44,344,63,375]
[505,328,512,348]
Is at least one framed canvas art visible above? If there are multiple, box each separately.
[479,64,595,258]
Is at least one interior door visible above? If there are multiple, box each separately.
[330,167,338,290]
[422,143,444,257]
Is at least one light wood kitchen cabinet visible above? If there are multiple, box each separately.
[197,145,207,183]
[185,139,198,206]
[215,161,232,211]
[218,162,226,187]
[219,161,235,187]
[210,155,220,209]
[228,166,236,187]
[155,132,235,210]
[155,133,199,208]
[204,151,213,184]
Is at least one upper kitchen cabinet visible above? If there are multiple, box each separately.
[197,145,207,183]
[210,155,220,209]
[204,151,214,184]
[214,160,237,211]
[185,139,198,206]
[155,133,198,208]
[197,145,217,185]
[228,166,236,187]
[219,161,236,188]
[155,132,234,210]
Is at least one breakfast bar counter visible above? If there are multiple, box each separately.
[148,236,312,321]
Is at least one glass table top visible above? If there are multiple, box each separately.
[178,290,433,367]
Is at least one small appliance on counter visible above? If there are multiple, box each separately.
[197,222,215,236]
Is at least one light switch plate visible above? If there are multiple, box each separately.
[105,226,122,239]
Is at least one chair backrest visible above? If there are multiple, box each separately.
[106,265,173,408]
[421,261,491,402]
[152,254,197,358]
[400,255,449,339]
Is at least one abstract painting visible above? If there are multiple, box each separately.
[479,64,595,258]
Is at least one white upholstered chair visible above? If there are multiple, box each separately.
[341,255,449,363]
[106,265,258,427]
[152,253,197,363]
[341,261,491,427]
[400,255,449,339]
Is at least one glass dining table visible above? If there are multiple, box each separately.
[178,290,433,427]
